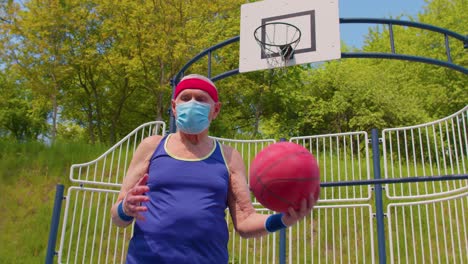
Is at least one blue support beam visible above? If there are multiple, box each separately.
[371,129,387,264]
[167,20,467,262]
[45,184,65,264]
[321,174,468,187]
[279,138,287,264]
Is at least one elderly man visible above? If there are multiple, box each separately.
[111,74,315,263]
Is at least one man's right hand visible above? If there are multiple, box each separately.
[123,174,150,220]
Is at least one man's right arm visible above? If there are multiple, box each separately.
[110,135,162,227]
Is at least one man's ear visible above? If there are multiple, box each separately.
[171,99,177,116]
[212,102,222,120]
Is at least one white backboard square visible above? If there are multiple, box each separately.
[239,0,341,73]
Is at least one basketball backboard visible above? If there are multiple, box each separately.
[239,0,341,73]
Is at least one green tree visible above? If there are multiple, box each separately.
[0,69,48,140]
[2,0,73,142]
[1,0,246,144]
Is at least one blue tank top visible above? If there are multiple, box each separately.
[126,134,230,263]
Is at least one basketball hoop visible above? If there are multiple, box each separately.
[254,22,301,74]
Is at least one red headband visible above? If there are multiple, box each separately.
[174,78,219,102]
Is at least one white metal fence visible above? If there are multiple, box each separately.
[382,107,468,199]
[382,106,468,264]
[58,121,166,263]
[56,106,468,263]
[69,121,166,187]
[290,131,375,264]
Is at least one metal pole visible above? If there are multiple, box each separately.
[45,184,65,264]
[371,129,387,264]
[320,174,468,187]
[207,51,212,78]
[279,138,287,264]
[280,229,286,264]
[169,77,177,133]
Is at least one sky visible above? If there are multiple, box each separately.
[338,0,427,48]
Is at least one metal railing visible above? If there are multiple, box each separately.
[47,18,468,263]
[47,106,468,263]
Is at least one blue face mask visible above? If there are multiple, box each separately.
[175,100,211,134]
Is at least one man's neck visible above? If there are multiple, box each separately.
[176,131,209,146]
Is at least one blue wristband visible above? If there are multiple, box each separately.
[265,213,287,232]
[117,200,134,222]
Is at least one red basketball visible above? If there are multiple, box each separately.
[249,142,320,212]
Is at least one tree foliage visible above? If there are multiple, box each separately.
[0,0,466,143]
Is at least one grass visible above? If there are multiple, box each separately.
[0,140,109,264]
[0,139,466,263]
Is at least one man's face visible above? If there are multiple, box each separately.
[173,89,221,121]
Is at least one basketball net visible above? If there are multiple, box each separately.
[254,22,301,76]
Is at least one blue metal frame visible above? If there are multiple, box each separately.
[321,174,468,187]
[45,184,65,264]
[341,52,468,74]
[46,18,467,264]
[164,18,467,263]
[169,18,467,133]
[371,129,387,264]
[279,138,287,264]
[340,18,468,74]
[339,18,467,41]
